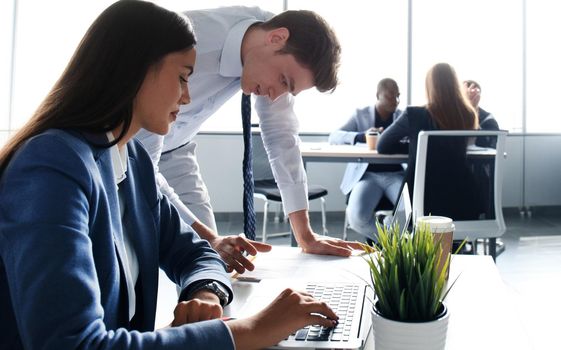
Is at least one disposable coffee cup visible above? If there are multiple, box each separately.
[365,131,380,150]
[416,216,454,280]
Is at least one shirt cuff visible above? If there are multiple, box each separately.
[354,132,366,144]
[175,201,196,226]
[223,320,236,350]
[346,131,360,144]
[277,182,309,215]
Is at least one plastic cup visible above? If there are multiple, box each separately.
[366,131,380,150]
[416,216,454,280]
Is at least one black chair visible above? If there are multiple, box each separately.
[411,130,508,261]
[252,129,328,242]
[342,193,393,240]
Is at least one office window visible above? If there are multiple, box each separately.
[9,0,282,134]
[411,0,523,132]
[526,0,561,133]
[11,0,114,130]
[156,0,281,14]
[5,0,555,136]
[155,0,282,131]
[289,0,408,132]
[0,0,14,132]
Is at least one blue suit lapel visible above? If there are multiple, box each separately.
[93,151,133,325]
[96,153,129,276]
[119,155,159,330]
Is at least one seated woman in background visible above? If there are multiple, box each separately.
[0,1,336,349]
[377,62,481,221]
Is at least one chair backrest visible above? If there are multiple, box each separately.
[412,130,508,240]
[251,129,275,181]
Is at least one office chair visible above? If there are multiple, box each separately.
[342,194,393,241]
[252,129,328,242]
[411,130,508,260]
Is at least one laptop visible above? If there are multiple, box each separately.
[232,278,373,349]
[227,187,412,349]
[387,183,412,235]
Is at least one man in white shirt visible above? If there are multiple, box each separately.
[136,6,359,273]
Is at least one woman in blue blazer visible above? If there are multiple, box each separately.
[0,2,336,349]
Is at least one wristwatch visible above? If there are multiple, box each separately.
[189,281,229,307]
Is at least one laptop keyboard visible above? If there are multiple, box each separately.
[286,283,360,343]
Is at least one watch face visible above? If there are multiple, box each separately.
[208,282,228,306]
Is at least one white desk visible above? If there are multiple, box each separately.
[299,142,496,165]
[299,142,407,164]
[156,246,531,349]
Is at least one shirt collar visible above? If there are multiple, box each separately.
[219,18,261,77]
[106,132,128,186]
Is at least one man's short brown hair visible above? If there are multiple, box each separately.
[260,10,341,93]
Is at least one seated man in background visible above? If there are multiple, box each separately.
[464,80,500,148]
[328,78,404,240]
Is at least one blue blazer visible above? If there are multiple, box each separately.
[328,106,402,195]
[0,130,234,349]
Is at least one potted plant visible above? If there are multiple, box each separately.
[360,221,462,350]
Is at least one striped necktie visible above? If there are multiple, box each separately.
[241,94,256,240]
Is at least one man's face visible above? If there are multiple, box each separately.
[377,86,400,114]
[463,81,481,108]
[241,28,314,101]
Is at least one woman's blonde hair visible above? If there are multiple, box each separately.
[425,63,478,130]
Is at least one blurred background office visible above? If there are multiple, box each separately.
[1,1,560,348]
[3,0,561,137]
[2,0,561,216]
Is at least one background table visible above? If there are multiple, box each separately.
[299,142,407,164]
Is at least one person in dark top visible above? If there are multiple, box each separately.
[464,79,500,148]
[328,78,404,239]
[377,63,482,221]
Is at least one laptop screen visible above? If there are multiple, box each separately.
[389,183,412,235]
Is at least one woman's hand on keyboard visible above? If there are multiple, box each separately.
[226,288,338,350]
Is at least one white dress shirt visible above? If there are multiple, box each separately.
[107,132,139,321]
[136,6,309,225]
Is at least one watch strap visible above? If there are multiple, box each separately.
[185,280,230,307]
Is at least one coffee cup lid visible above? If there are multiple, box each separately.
[367,131,379,136]
[416,216,455,232]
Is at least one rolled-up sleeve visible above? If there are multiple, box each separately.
[255,94,308,215]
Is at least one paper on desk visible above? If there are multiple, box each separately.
[234,246,371,284]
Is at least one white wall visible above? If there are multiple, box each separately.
[195,133,560,213]
[524,136,561,206]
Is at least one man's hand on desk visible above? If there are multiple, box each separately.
[226,288,338,350]
[191,220,272,274]
[171,291,223,326]
[289,209,362,257]
[208,235,272,274]
[300,234,362,256]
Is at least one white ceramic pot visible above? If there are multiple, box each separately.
[371,303,449,350]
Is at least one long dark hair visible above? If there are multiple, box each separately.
[0,0,196,174]
[425,63,477,130]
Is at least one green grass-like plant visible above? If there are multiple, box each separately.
[361,221,461,322]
